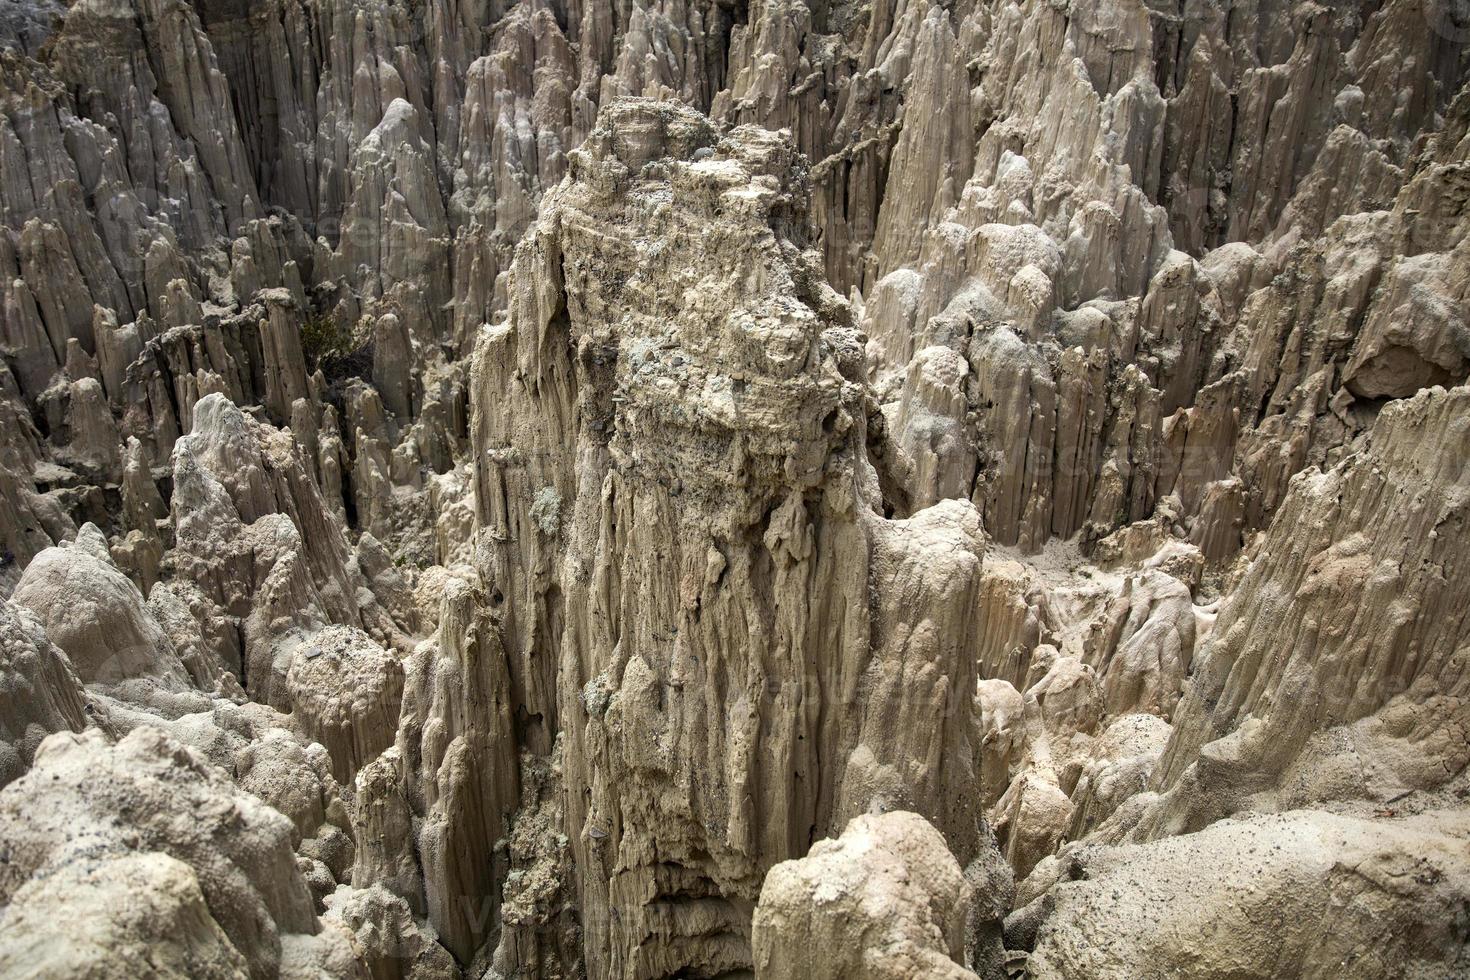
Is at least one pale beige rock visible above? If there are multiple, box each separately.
[752,811,978,980]
[1065,713,1172,840]
[0,727,317,979]
[0,852,251,980]
[351,747,425,916]
[0,599,94,787]
[470,98,988,976]
[322,885,460,980]
[1083,570,1196,718]
[235,727,351,849]
[278,924,371,980]
[991,773,1074,882]
[1028,809,1470,980]
[1147,385,1470,837]
[166,393,410,706]
[487,748,580,980]
[286,625,403,786]
[13,534,191,688]
[0,1,1467,975]
[977,678,1026,810]
[390,576,519,962]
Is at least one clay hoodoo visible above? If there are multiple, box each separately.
[0,0,1467,977]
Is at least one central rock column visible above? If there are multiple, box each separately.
[471,98,988,978]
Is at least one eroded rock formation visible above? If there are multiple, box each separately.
[0,0,1468,977]
[752,811,981,980]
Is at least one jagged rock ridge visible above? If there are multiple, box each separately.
[0,1,1467,978]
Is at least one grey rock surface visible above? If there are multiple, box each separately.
[0,0,1467,976]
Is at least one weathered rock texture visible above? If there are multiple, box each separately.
[1144,383,1470,836]
[1028,808,1470,979]
[0,0,1467,977]
[0,728,317,979]
[752,810,979,980]
[470,98,987,977]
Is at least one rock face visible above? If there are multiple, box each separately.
[13,533,192,688]
[1,853,251,979]
[0,728,317,979]
[1143,383,1470,837]
[752,811,980,980]
[0,0,1468,977]
[470,98,988,977]
[391,575,520,962]
[1027,808,1470,979]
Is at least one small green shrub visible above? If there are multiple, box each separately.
[300,311,353,371]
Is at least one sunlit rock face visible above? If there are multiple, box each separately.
[0,0,1467,977]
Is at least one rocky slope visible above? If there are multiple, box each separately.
[0,1,1468,978]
